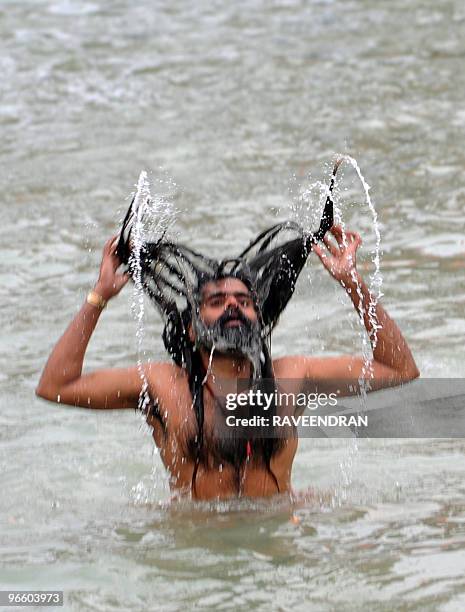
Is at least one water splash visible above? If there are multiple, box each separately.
[290,179,334,234]
[296,156,384,379]
[335,156,384,495]
[201,345,216,385]
[339,155,383,365]
[128,170,176,413]
[294,158,384,494]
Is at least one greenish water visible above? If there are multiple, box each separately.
[1,0,465,610]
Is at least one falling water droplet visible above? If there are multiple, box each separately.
[129,170,176,413]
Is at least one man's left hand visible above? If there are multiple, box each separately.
[313,225,362,286]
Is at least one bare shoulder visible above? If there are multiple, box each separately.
[273,354,409,396]
[143,362,192,432]
[273,355,309,378]
[144,361,188,400]
[273,355,362,379]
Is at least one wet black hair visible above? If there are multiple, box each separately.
[116,161,339,494]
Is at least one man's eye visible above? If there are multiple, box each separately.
[240,298,252,308]
[209,298,223,307]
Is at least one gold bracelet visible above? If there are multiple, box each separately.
[87,290,107,310]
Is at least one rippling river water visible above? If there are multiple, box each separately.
[1,1,465,610]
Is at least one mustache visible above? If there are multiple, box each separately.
[193,304,262,373]
[216,307,252,329]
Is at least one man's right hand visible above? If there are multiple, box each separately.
[94,236,130,301]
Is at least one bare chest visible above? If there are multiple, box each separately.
[146,377,298,500]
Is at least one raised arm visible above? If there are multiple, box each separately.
[36,236,146,409]
[276,225,419,391]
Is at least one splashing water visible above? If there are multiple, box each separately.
[295,156,383,378]
[201,345,216,386]
[337,155,383,383]
[337,156,384,495]
[294,157,384,495]
[128,170,176,414]
[290,179,333,234]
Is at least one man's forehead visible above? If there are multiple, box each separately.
[201,277,250,297]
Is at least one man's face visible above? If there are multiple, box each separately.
[199,278,258,327]
[191,277,261,357]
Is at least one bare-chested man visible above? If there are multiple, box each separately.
[36,225,419,500]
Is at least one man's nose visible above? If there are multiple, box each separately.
[224,294,239,310]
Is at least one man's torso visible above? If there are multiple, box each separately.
[145,361,301,500]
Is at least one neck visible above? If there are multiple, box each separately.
[200,348,252,383]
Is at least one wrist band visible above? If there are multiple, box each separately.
[87,290,107,310]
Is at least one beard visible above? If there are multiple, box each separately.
[192,307,263,373]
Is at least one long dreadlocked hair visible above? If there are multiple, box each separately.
[116,161,339,494]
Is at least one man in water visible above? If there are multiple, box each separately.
[36,225,419,500]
